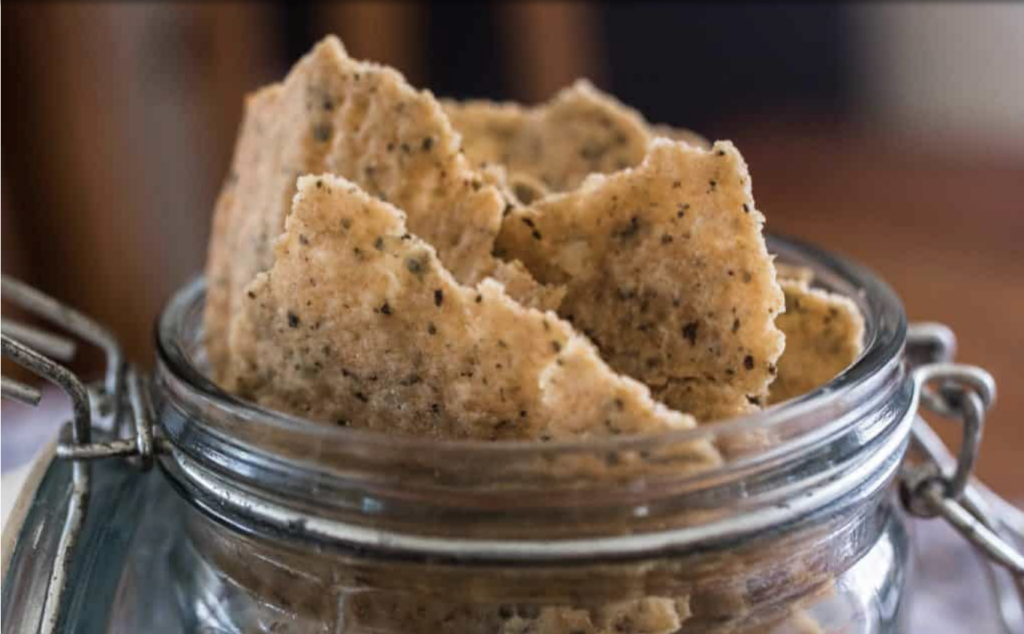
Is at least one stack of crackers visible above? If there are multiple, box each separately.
[205,36,863,446]
[201,35,868,634]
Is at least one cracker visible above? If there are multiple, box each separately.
[496,139,785,423]
[775,262,815,285]
[443,80,651,194]
[476,162,552,209]
[768,279,865,404]
[344,594,687,634]
[205,36,522,381]
[489,260,567,312]
[228,174,723,446]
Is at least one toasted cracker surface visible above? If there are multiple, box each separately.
[443,80,651,194]
[205,36,525,380]
[227,175,720,444]
[497,139,785,423]
[769,279,865,404]
[775,263,815,285]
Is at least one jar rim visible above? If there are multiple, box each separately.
[153,233,912,555]
[155,233,905,458]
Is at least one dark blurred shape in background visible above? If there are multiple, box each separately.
[2,2,1022,492]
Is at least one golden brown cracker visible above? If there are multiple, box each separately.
[476,163,552,208]
[497,139,785,423]
[205,36,520,381]
[489,260,567,312]
[774,263,815,285]
[228,174,721,445]
[769,279,865,404]
[443,80,651,194]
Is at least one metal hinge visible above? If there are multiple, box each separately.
[902,323,1024,633]
[1,275,159,634]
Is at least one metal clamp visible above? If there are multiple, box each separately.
[1,275,160,634]
[902,324,1024,633]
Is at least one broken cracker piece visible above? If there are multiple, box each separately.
[228,174,720,447]
[206,36,522,381]
[497,139,785,423]
[769,279,865,404]
[775,262,815,285]
[443,80,651,194]
[490,260,567,312]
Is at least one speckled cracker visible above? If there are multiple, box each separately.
[497,139,786,423]
[768,279,865,404]
[228,174,722,445]
[443,80,651,195]
[206,36,528,380]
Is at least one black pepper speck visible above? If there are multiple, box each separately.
[682,321,699,346]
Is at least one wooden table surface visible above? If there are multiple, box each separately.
[734,122,1024,496]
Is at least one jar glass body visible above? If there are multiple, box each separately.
[146,235,916,633]
[139,488,909,634]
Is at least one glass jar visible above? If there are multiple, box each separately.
[145,235,916,634]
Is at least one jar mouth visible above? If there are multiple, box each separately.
[153,234,912,552]
[155,234,905,460]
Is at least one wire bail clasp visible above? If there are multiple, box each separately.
[902,324,1024,584]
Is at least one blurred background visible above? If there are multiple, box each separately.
[2,2,1022,493]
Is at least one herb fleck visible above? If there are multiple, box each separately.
[682,321,699,346]
[405,257,424,276]
[312,122,332,142]
[617,216,641,240]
